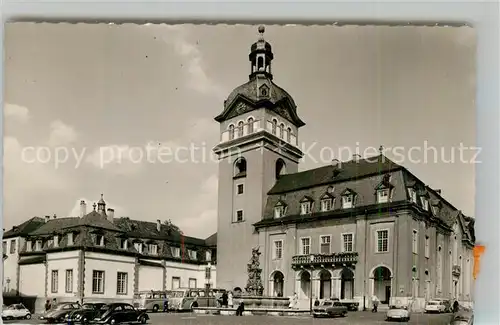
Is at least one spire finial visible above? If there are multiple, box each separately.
[258,25,265,40]
[379,145,384,154]
[93,202,97,210]
[101,193,103,199]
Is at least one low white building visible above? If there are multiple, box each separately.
[3,195,217,313]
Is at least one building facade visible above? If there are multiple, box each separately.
[2,196,216,312]
[214,26,475,311]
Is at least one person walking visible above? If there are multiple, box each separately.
[45,300,51,312]
[371,295,380,313]
[163,296,169,313]
[288,292,298,309]
[221,291,228,308]
[228,291,234,309]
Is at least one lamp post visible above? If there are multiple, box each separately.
[309,254,314,313]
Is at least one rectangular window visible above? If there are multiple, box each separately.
[26,241,32,252]
[134,242,143,253]
[205,266,211,280]
[188,250,197,260]
[171,247,180,257]
[237,184,244,194]
[412,230,418,254]
[117,272,128,295]
[95,235,104,246]
[421,198,429,211]
[342,195,353,209]
[120,239,128,250]
[92,270,105,294]
[408,188,417,203]
[376,230,389,253]
[65,269,73,293]
[274,206,286,218]
[300,202,312,215]
[320,235,331,254]
[10,239,16,254]
[236,210,244,222]
[54,236,59,247]
[67,233,74,245]
[342,233,354,252]
[35,240,42,251]
[51,270,59,293]
[425,236,430,258]
[320,199,332,212]
[300,237,311,255]
[377,189,389,203]
[273,240,283,259]
[2,241,6,254]
[188,278,197,289]
[205,250,212,261]
[172,277,181,289]
[148,244,158,255]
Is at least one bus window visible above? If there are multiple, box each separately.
[199,292,205,297]
[190,291,198,297]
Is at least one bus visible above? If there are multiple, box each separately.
[168,288,226,312]
[132,290,171,312]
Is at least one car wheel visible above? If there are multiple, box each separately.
[153,305,159,313]
[25,314,32,320]
[109,318,116,325]
[341,311,347,317]
[82,316,88,324]
[140,315,147,324]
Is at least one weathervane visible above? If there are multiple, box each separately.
[258,25,265,41]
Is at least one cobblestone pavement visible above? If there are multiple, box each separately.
[3,311,453,324]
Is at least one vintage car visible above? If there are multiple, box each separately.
[1,303,32,320]
[92,303,149,324]
[449,310,474,325]
[330,297,359,311]
[312,300,348,318]
[39,302,81,323]
[65,303,107,324]
[386,305,410,322]
[425,300,448,313]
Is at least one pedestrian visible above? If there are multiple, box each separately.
[371,295,379,313]
[221,291,228,308]
[288,292,298,309]
[163,296,169,313]
[45,300,51,311]
[235,299,245,316]
[453,300,459,313]
[228,291,234,308]
[52,298,57,307]
[314,296,320,306]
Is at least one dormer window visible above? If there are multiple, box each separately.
[188,250,197,260]
[205,250,212,261]
[26,241,32,252]
[431,205,438,216]
[148,244,158,255]
[53,235,59,247]
[67,233,74,246]
[95,235,104,247]
[134,242,143,253]
[377,189,390,203]
[300,197,313,215]
[35,240,43,251]
[120,238,128,250]
[228,124,235,140]
[341,189,356,209]
[408,188,417,203]
[421,197,429,211]
[274,202,287,219]
[320,195,334,212]
[171,247,180,258]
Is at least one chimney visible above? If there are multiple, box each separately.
[53,214,57,219]
[352,154,362,162]
[435,189,442,195]
[157,219,161,232]
[45,216,50,223]
[107,208,115,223]
[80,200,87,217]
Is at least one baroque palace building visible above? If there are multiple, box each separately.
[213,26,475,310]
[2,195,217,312]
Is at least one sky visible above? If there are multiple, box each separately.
[3,24,476,238]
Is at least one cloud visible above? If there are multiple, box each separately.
[86,145,144,175]
[161,30,226,99]
[68,197,126,218]
[4,103,30,123]
[48,120,78,146]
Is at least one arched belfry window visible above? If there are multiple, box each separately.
[286,127,292,142]
[228,124,235,140]
[272,119,277,135]
[247,117,254,133]
[275,159,286,180]
[257,56,264,71]
[234,158,247,178]
[279,123,285,139]
[237,121,244,137]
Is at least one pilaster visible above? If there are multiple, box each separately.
[161,259,167,291]
[133,257,140,294]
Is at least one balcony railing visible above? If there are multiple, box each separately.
[452,265,461,276]
[220,119,298,147]
[292,252,359,267]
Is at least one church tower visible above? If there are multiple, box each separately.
[213,26,305,290]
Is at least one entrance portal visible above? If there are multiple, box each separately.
[319,270,331,299]
[340,268,354,300]
[372,266,392,304]
[299,271,311,300]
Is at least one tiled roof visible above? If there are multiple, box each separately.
[28,217,81,236]
[3,217,46,239]
[268,155,402,194]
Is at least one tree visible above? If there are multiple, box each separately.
[245,247,264,296]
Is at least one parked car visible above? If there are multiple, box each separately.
[330,297,359,311]
[386,305,410,322]
[450,310,474,325]
[433,298,452,312]
[65,303,107,324]
[312,300,348,318]
[39,302,81,323]
[1,303,32,320]
[92,303,149,324]
[425,300,447,313]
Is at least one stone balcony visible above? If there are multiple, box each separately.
[291,252,359,268]
[452,265,461,277]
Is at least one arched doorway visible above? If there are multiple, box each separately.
[319,270,331,299]
[272,271,284,297]
[372,266,392,304]
[299,271,311,299]
[340,268,354,300]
